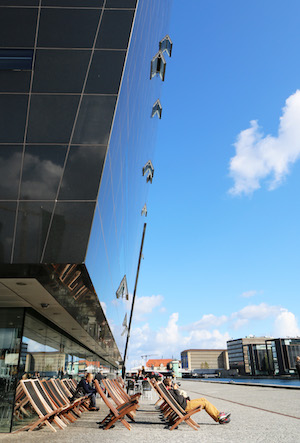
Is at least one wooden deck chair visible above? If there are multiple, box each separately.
[94,380,139,430]
[112,378,141,403]
[102,379,137,422]
[48,380,87,415]
[154,381,202,430]
[13,380,66,433]
[41,380,81,423]
[14,382,32,420]
[57,379,89,413]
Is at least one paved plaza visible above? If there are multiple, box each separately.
[0,380,299,443]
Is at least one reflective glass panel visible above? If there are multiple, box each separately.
[96,9,134,49]
[0,202,17,263]
[43,202,96,262]
[0,146,22,200]
[33,50,91,94]
[20,145,67,200]
[0,8,38,48]
[13,201,54,263]
[0,95,28,143]
[26,95,80,144]
[0,308,25,433]
[58,145,106,200]
[72,95,116,145]
[37,9,101,48]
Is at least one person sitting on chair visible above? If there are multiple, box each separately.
[77,373,99,411]
[163,378,230,424]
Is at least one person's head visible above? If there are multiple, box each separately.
[296,356,300,361]
[163,377,172,387]
[86,373,93,383]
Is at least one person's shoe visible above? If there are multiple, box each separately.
[218,412,231,424]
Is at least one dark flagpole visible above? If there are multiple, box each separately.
[122,222,147,378]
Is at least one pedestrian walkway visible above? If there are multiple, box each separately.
[0,380,299,443]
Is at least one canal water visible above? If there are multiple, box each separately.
[199,378,300,387]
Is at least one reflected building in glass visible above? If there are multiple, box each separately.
[0,0,172,432]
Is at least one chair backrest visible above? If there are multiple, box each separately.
[155,381,183,417]
[43,380,67,407]
[94,379,119,417]
[32,379,57,411]
[58,379,72,398]
[103,379,124,405]
[21,379,53,418]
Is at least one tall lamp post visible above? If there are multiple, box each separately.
[122,223,147,378]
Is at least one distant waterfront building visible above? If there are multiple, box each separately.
[25,351,65,376]
[180,349,229,371]
[227,337,270,375]
[227,337,300,376]
[146,358,173,371]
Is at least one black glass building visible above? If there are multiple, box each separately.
[0,0,172,432]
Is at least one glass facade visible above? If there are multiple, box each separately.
[86,0,172,358]
[0,0,173,432]
[0,307,113,433]
[0,308,25,432]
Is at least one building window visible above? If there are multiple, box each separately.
[0,49,33,70]
[150,51,166,81]
[159,35,173,57]
[151,99,162,119]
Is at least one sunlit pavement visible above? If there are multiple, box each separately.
[1,380,299,443]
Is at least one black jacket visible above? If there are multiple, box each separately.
[77,379,96,395]
[169,388,187,410]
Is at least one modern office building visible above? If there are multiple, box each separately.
[227,337,270,375]
[227,337,300,376]
[0,0,172,432]
[181,349,229,372]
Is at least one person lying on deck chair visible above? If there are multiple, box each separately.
[163,378,230,424]
[77,373,99,411]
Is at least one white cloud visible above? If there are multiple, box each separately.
[273,310,300,337]
[229,90,300,195]
[231,302,279,329]
[241,290,257,298]
[183,314,228,330]
[134,295,164,321]
[156,313,181,346]
[233,302,279,320]
[186,329,231,349]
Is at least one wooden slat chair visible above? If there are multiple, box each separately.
[94,380,139,430]
[56,379,89,413]
[41,380,82,423]
[33,379,79,426]
[14,382,32,420]
[113,378,141,403]
[102,379,138,422]
[14,379,67,433]
[14,382,34,420]
[62,379,76,396]
[153,380,202,431]
[47,379,88,415]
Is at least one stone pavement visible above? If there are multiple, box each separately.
[0,380,299,443]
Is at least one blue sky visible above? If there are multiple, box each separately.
[127,0,300,368]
